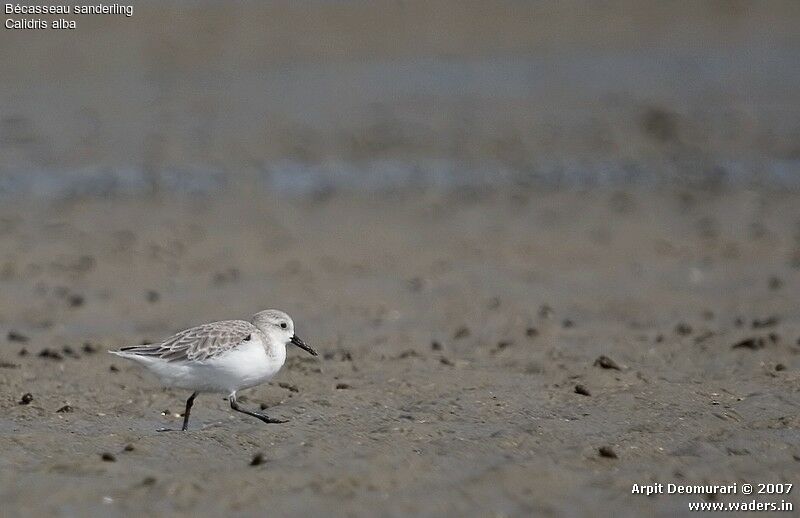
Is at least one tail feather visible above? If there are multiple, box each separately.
[109,346,161,359]
[112,345,162,356]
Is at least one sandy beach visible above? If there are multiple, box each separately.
[1,189,798,516]
[2,2,799,514]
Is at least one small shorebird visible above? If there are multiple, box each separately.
[110,309,317,431]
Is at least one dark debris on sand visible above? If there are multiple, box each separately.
[594,355,620,370]
[752,316,779,329]
[67,293,85,308]
[598,446,618,458]
[61,346,79,358]
[732,337,766,350]
[675,323,693,336]
[101,453,116,462]
[7,331,29,343]
[38,348,63,360]
[575,385,591,396]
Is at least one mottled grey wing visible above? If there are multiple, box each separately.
[120,320,255,362]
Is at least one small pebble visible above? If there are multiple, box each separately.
[732,337,766,350]
[453,326,470,339]
[146,290,160,303]
[525,327,538,338]
[7,331,29,343]
[250,453,266,466]
[38,348,63,360]
[495,340,512,351]
[539,304,554,318]
[431,341,442,351]
[101,453,116,462]
[562,319,574,328]
[439,357,454,366]
[18,348,28,356]
[140,476,156,486]
[675,323,692,336]
[109,364,119,372]
[19,393,33,405]
[123,444,135,452]
[67,294,85,307]
[335,383,351,389]
[56,405,73,413]
[82,342,98,354]
[575,385,591,396]
[768,276,783,291]
[594,355,621,370]
[775,363,786,371]
[752,316,779,329]
[598,446,618,458]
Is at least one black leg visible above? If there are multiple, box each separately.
[229,393,287,424]
[182,392,198,431]
[156,392,199,432]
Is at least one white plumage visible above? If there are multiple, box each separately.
[110,309,317,431]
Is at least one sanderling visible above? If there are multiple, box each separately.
[110,309,317,431]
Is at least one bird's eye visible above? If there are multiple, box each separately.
[280,322,287,329]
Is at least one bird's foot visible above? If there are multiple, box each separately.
[254,414,288,424]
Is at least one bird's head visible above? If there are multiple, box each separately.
[251,309,317,356]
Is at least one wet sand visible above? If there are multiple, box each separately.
[1,189,799,516]
[3,1,799,193]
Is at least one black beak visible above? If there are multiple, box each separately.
[290,334,317,356]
